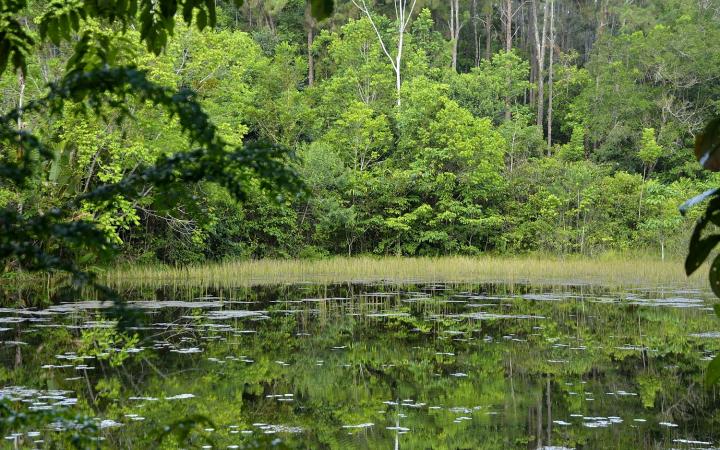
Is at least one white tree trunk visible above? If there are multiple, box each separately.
[531,0,548,128]
[472,0,480,66]
[352,0,417,106]
[546,0,554,151]
[307,27,314,86]
[504,0,512,52]
[661,240,665,261]
[450,0,462,71]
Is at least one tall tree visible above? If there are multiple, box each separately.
[546,0,555,150]
[351,0,418,106]
[531,0,548,128]
[502,0,512,52]
[305,4,317,86]
[484,1,494,59]
[449,0,464,71]
[472,0,481,66]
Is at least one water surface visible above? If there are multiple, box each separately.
[2,282,720,448]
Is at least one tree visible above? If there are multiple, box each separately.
[557,126,585,162]
[351,0,417,106]
[322,101,392,172]
[0,0,333,290]
[530,0,548,128]
[448,0,467,72]
[450,50,532,123]
[411,8,449,71]
[311,16,396,119]
[638,128,663,180]
[545,0,554,149]
[640,181,682,261]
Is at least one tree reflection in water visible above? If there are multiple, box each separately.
[1,282,719,449]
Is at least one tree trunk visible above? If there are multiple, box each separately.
[266,10,276,34]
[503,0,513,120]
[485,8,492,59]
[504,0,512,52]
[472,0,481,66]
[529,50,536,106]
[450,0,461,71]
[661,240,665,261]
[505,0,512,52]
[546,0,555,151]
[352,0,416,106]
[307,27,314,86]
[596,0,608,40]
[531,0,548,128]
[16,70,25,160]
[395,27,403,105]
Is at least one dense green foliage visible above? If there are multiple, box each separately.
[3,0,720,269]
[0,0,305,285]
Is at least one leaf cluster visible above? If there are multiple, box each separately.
[683,119,720,386]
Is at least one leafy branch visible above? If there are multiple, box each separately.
[683,118,720,386]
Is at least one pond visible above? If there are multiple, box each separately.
[2,281,720,449]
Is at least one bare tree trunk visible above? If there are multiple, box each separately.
[485,7,493,59]
[531,0,548,128]
[503,0,513,120]
[353,0,417,106]
[265,9,276,34]
[245,3,253,28]
[450,0,461,71]
[395,25,403,104]
[546,0,555,152]
[472,0,481,66]
[307,27,314,86]
[529,50,536,106]
[17,72,24,131]
[504,0,512,52]
[16,70,25,160]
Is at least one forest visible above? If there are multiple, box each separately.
[2,0,720,268]
[7,2,720,448]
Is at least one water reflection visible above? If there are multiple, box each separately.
[1,282,720,448]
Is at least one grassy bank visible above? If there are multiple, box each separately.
[104,255,706,289]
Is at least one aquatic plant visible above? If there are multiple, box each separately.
[106,254,699,289]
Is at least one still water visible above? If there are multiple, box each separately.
[2,282,720,449]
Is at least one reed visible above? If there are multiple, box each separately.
[104,255,706,289]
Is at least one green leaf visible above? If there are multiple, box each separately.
[713,303,720,318]
[686,233,720,276]
[309,0,333,20]
[710,255,720,297]
[697,117,720,169]
[159,0,177,18]
[69,10,80,31]
[707,354,720,387]
[48,22,60,44]
[0,41,9,74]
[182,0,193,22]
[196,9,207,30]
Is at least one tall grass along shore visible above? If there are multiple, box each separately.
[104,255,704,289]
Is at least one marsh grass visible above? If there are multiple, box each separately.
[105,255,706,289]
